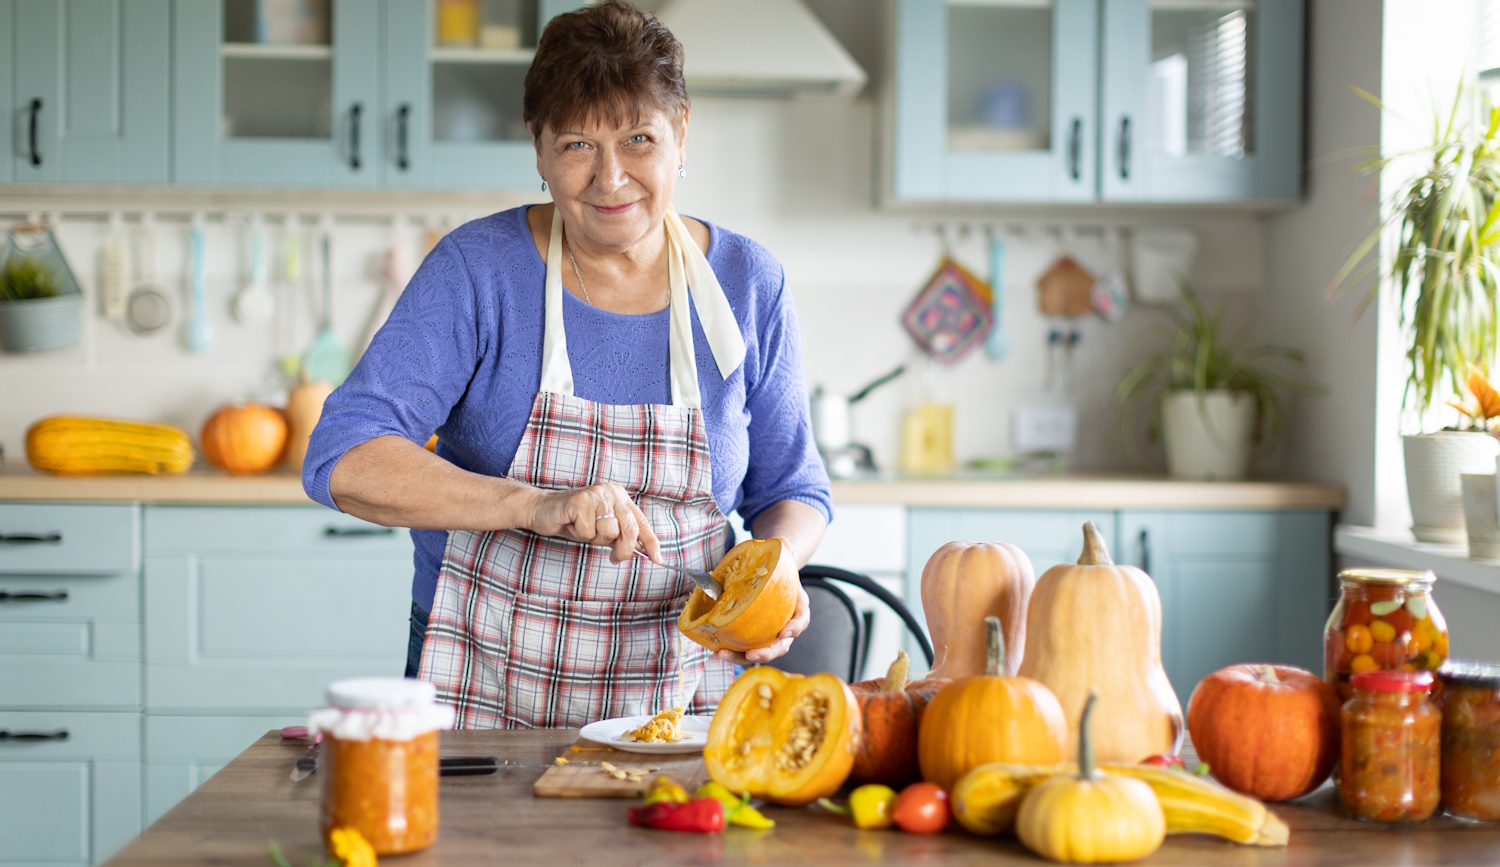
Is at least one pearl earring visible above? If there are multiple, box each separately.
[678,164,686,179]
[541,179,547,192]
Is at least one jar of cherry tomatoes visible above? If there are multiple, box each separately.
[307,678,455,855]
[1341,669,1441,823]
[1436,662,1500,821]
[1324,568,1448,702]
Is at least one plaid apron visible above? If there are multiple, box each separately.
[419,208,740,729]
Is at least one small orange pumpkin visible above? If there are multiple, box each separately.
[922,541,1034,677]
[1188,664,1341,802]
[917,616,1068,791]
[848,651,949,787]
[679,537,799,654]
[200,403,288,475]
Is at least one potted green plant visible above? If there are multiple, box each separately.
[1331,90,1500,542]
[0,225,83,354]
[1114,283,1320,480]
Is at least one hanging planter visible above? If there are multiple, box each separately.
[0,224,83,354]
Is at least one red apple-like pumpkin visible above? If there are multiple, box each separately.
[848,651,949,787]
[1187,663,1341,801]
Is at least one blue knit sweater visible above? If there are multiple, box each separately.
[303,206,833,613]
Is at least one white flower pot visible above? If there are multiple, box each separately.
[1403,432,1500,544]
[1161,390,1255,480]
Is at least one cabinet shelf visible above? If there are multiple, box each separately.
[429,46,534,65]
[221,42,333,61]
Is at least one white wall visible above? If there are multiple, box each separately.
[0,0,1273,478]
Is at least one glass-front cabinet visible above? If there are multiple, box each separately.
[889,0,1303,205]
[892,0,1099,203]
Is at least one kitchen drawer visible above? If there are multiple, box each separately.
[0,711,141,866]
[0,503,140,575]
[144,505,412,555]
[0,569,142,709]
[144,714,302,826]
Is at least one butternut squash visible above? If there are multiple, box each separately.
[921,540,1034,677]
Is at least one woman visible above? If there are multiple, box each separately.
[303,1,832,729]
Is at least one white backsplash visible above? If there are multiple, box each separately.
[0,96,1271,476]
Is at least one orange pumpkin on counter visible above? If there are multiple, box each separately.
[200,403,288,475]
[703,666,861,806]
[678,537,799,654]
[1188,664,1341,801]
[1017,522,1182,764]
[922,540,1035,678]
[849,650,949,787]
[918,616,1068,791]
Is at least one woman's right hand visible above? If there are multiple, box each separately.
[527,483,661,564]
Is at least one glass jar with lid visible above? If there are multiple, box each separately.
[308,678,454,855]
[1324,568,1449,702]
[1340,669,1441,823]
[1437,661,1500,821]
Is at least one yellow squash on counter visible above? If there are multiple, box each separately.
[26,416,194,476]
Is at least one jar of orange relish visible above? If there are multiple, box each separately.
[1437,662,1500,822]
[1341,669,1441,823]
[308,678,455,855]
[1324,569,1449,702]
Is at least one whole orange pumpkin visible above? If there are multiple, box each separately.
[918,616,1068,791]
[201,403,288,475]
[1187,664,1341,801]
[848,651,949,787]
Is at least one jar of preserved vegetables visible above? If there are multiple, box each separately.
[1340,669,1441,823]
[1437,662,1500,822]
[1324,569,1448,702]
[308,678,455,855]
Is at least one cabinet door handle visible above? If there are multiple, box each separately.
[1067,117,1082,181]
[0,531,62,545]
[349,103,364,171]
[396,104,410,171]
[1117,116,1132,181]
[27,98,43,167]
[0,729,69,742]
[1137,528,1152,576]
[324,526,396,538]
[0,590,69,603]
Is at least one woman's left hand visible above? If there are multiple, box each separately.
[712,583,811,665]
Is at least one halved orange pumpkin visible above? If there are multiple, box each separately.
[678,537,799,653]
[704,666,861,806]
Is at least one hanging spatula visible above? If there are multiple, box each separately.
[302,225,350,385]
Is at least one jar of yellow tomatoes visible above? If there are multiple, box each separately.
[1324,568,1448,702]
[1436,662,1500,822]
[307,678,455,855]
[1341,669,1441,823]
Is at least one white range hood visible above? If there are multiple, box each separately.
[654,0,867,97]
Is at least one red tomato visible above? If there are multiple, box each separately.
[1140,754,1185,770]
[893,782,950,834]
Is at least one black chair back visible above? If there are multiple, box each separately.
[766,564,934,682]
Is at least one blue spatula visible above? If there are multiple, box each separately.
[302,229,350,385]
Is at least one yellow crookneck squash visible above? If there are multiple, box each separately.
[921,540,1034,678]
[703,666,861,806]
[1016,691,1167,864]
[1017,522,1182,764]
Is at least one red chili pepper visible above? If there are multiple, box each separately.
[1140,754,1186,770]
[627,798,725,834]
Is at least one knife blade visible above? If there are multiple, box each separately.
[633,549,721,599]
[292,754,533,782]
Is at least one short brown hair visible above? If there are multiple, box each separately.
[523,1,689,140]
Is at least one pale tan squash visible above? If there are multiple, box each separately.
[921,541,1034,678]
[1016,522,1182,764]
[284,375,334,473]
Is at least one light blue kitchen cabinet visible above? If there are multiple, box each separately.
[8,0,170,184]
[0,711,141,866]
[381,0,586,190]
[890,0,1099,203]
[1099,0,1303,203]
[172,0,380,187]
[1118,510,1330,700]
[0,1,12,183]
[143,715,300,826]
[143,506,412,711]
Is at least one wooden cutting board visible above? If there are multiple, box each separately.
[532,739,708,799]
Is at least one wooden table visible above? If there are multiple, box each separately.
[107,730,1500,865]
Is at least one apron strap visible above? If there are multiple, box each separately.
[540,207,575,397]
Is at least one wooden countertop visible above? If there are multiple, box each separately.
[0,463,1346,510]
[106,730,1497,866]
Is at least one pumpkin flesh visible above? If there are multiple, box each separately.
[678,538,799,653]
[704,667,860,806]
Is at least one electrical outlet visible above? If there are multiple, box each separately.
[1012,405,1078,455]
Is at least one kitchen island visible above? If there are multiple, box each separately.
[105,729,1500,866]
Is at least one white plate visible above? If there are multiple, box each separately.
[578,714,713,754]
